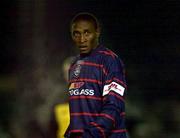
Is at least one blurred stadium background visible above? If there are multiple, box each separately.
[0,0,180,138]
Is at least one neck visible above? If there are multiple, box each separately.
[93,41,99,49]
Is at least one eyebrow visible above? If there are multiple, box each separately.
[73,29,90,34]
[73,30,79,33]
[84,29,90,32]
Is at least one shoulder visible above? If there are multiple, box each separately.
[97,46,123,65]
[96,47,126,75]
[98,46,118,59]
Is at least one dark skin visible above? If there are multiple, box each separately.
[71,20,100,54]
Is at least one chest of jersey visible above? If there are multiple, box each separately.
[70,59,103,81]
[69,57,105,97]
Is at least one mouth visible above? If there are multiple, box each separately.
[79,45,87,50]
[79,45,87,48]
[78,45,88,53]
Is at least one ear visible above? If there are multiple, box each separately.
[96,27,101,37]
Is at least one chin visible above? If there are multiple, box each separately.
[80,50,89,54]
[80,51,90,55]
[80,52,88,54]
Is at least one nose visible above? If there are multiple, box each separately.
[80,34,86,43]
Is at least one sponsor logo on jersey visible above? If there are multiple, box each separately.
[69,89,95,96]
[69,82,84,89]
[103,81,125,96]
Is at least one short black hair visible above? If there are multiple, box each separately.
[71,12,100,30]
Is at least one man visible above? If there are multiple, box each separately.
[65,12,127,138]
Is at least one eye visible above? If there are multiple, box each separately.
[73,31,80,37]
[84,30,90,36]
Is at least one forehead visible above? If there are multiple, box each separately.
[71,20,96,31]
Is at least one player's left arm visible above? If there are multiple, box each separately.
[82,57,127,138]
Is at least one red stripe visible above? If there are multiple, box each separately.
[108,92,125,102]
[70,96,102,101]
[113,78,127,88]
[71,112,100,116]
[100,113,115,123]
[81,61,108,75]
[112,129,127,133]
[70,78,102,85]
[99,50,115,58]
[71,112,115,124]
[70,61,108,76]
[90,122,105,138]
[69,129,84,133]
[105,78,127,88]
[81,61,103,68]
[107,49,116,58]
[120,112,126,116]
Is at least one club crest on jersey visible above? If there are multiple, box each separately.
[73,64,81,77]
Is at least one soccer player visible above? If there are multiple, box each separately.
[65,12,127,138]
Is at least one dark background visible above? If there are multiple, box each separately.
[1,0,180,138]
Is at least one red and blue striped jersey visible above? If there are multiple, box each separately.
[65,45,127,138]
